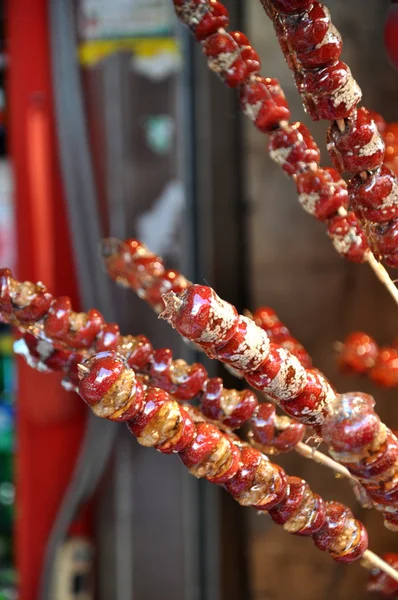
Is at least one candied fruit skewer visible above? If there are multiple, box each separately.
[77,350,369,563]
[2,266,362,487]
[6,272,394,580]
[0,267,381,502]
[75,351,398,582]
[0,269,384,512]
[170,0,398,302]
[260,0,398,268]
[101,238,312,368]
[160,282,398,530]
[15,329,357,484]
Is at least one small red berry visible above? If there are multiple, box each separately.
[268,122,320,175]
[327,212,369,263]
[321,392,380,453]
[370,347,398,387]
[296,167,348,221]
[327,108,385,174]
[338,332,378,374]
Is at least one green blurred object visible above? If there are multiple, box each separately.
[145,115,174,154]
[0,328,15,400]
[0,407,14,453]
[0,565,18,599]
[0,327,16,596]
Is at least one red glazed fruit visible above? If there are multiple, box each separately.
[295,167,348,221]
[332,521,368,563]
[280,3,342,68]
[1,274,53,324]
[180,422,223,468]
[348,166,398,223]
[297,61,361,121]
[313,502,351,552]
[196,1,229,42]
[327,108,385,174]
[180,422,240,484]
[370,348,398,387]
[338,332,378,374]
[230,31,261,75]
[77,351,143,422]
[44,296,71,339]
[201,377,258,429]
[321,392,380,453]
[251,403,306,453]
[95,323,120,352]
[368,220,398,266]
[269,477,307,524]
[118,335,153,371]
[202,31,248,87]
[173,0,229,42]
[126,253,165,292]
[149,349,208,400]
[216,315,271,372]
[268,122,320,175]
[280,368,334,426]
[226,445,288,511]
[156,407,196,455]
[327,212,369,263]
[161,285,239,350]
[342,430,398,480]
[77,351,126,407]
[239,76,290,132]
[246,344,307,401]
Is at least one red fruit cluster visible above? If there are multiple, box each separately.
[270,1,361,121]
[101,238,191,314]
[77,351,368,563]
[327,108,385,174]
[263,1,398,264]
[338,331,398,388]
[160,283,398,528]
[327,211,370,264]
[250,403,305,454]
[170,0,368,264]
[4,268,306,457]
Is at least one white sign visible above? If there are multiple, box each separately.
[78,0,175,39]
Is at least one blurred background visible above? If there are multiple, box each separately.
[1,0,398,598]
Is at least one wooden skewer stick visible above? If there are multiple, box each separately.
[295,441,355,481]
[337,206,398,307]
[362,550,398,583]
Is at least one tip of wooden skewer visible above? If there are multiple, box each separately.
[362,550,398,583]
[77,363,89,375]
[336,118,346,132]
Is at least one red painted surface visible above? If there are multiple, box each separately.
[7,1,91,598]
